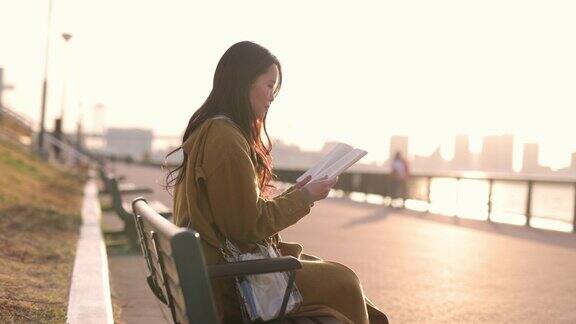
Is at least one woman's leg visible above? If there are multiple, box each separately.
[281,244,389,323]
[295,259,370,324]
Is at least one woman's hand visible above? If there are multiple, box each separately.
[301,175,339,203]
[289,175,312,191]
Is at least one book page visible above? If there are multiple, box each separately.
[317,148,368,179]
[296,143,353,182]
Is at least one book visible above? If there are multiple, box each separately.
[296,143,368,182]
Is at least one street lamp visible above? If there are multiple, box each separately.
[38,0,53,154]
[59,33,73,123]
[52,32,72,161]
[62,33,72,42]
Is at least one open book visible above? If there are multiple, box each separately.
[297,143,368,182]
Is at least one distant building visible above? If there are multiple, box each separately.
[150,146,183,165]
[105,128,153,161]
[480,135,514,173]
[413,147,448,172]
[556,152,576,177]
[271,140,323,169]
[522,143,547,174]
[452,134,471,170]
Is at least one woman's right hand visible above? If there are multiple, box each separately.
[302,176,339,203]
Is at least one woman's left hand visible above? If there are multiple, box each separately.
[291,175,312,190]
[283,175,313,194]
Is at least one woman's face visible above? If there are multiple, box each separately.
[249,64,279,120]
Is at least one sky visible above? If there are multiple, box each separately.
[0,0,575,169]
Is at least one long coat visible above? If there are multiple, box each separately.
[173,117,387,324]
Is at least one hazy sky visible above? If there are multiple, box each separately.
[1,0,575,168]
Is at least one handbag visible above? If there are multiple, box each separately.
[223,238,303,322]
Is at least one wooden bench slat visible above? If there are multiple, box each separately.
[149,246,181,291]
[165,275,188,318]
[144,244,169,299]
[144,230,189,320]
[159,251,180,287]
[142,224,173,255]
[157,234,173,255]
[151,265,169,299]
[163,252,180,288]
[142,231,173,265]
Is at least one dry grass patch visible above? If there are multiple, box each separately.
[0,140,84,323]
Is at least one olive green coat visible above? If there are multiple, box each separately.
[173,117,386,324]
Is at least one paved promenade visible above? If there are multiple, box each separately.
[110,163,576,323]
[103,209,172,324]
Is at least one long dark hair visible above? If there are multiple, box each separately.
[164,41,282,197]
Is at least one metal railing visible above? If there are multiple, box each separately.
[274,168,576,233]
[0,106,33,135]
[43,132,96,166]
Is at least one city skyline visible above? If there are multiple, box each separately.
[272,134,576,176]
[3,65,576,173]
[3,72,575,172]
[1,1,575,169]
[73,121,576,174]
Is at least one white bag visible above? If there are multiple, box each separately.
[225,240,303,321]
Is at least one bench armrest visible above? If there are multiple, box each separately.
[208,256,302,279]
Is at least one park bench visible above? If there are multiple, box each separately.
[131,197,341,324]
[98,167,149,195]
[100,169,171,248]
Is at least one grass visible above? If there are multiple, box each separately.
[0,139,84,323]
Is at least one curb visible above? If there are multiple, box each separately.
[66,178,113,323]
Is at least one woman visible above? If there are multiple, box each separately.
[167,41,387,324]
[390,151,410,206]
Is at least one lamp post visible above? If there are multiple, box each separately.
[59,33,73,124]
[52,32,72,162]
[38,0,53,155]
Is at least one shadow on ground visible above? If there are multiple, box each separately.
[341,206,391,228]
[400,206,576,251]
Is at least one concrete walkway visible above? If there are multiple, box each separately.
[107,251,172,323]
[103,210,171,324]
[281,199,576,323]
[110,162,576,323]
